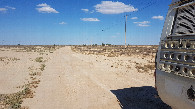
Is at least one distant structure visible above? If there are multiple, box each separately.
[125,15,128,48]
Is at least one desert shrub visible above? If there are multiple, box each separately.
[135,64,155,73]
[144,64,155,71]
[40,64,46,71]
[35,57,43,63]
[0,87,33,109]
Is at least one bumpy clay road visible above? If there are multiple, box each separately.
[22,47,171,109]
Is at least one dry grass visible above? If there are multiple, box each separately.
[35,57,43,63]
[0,46,50,108]
[71,45,158,57]
[40,64,46,71]
[29,72,42,76]
[0,57,20,62]
[72,45,157,75]
[0,45,63,53]
[0,87,33,109]
[0,57,20,65]
[5,63,44,109]
[135,63,155,75]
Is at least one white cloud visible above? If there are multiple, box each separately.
[134,21,150,27]
[0,8,7,12]
[81,9,89,12]
[37,3,50,7]
[134,21,150,24]
[152,15,164,20]
[0,6,15,13]
[81,18,100,22]
[81,9,94,14]
[94,1,138,14]
[138,24,150,27]
[5,6,16,10]
[131,17,138,20]
[59,22,66,25]
[36,3,59,13]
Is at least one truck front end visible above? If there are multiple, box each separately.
[155,0,195,108]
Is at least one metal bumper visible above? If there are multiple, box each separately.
[156,69,195,109]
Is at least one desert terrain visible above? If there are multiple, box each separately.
[0,45,171,109]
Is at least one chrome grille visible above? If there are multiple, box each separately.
[173,3,195,35]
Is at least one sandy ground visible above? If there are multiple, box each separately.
[0,46,171,109]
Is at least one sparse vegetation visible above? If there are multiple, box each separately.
[35,57,43,63]
[0,87,33,109]
[135,63,155,74]
[29,72,42,76]
[0,45,165,108]
[144,64,155,71]
[0,57,20,65]
[71,45,157,75]
[0,57,20,62]
[71,45,158,57]
[0,45,62,53]
[0,45,57,109]
[40,64,46,71]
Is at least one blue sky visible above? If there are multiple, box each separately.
[0,0,171,45]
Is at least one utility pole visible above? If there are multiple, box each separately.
[125,15,128,48]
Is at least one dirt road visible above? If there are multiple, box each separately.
[0,46,171,109]
[22,47,170,109]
